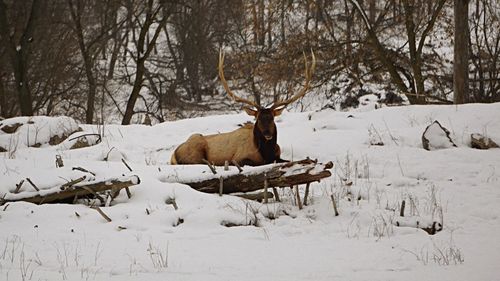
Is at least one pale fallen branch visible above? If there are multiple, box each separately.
[393,217,443,235]
[93,206,112,222]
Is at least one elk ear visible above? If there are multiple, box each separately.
[243,106,258,117]
[272,106,285,117]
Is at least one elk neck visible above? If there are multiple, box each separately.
[253,124,278,164]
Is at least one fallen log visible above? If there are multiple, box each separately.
[1,176,140,205]
[393,216,443,235]
[181,159,333,194]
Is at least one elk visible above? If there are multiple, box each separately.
[170,50,316,166]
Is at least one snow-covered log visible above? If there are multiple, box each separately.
[393,217,443,235]
[1,176,140,205]
[181,159,333,194]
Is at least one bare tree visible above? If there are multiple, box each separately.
[453,0,469,104]
[469,0,500,102]
[0,0,41,115]
[348,0,447,104]
[67,0,124,124]
[121,0,171,125]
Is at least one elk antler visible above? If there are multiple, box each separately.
[272,50,316,109]
[218,49,259,108]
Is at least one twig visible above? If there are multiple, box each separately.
[105,194,112,207]
[383,119,399,146]
[303,183,310,205]
[104,147,116,161]
[121,158,133,171]
[219,176,223,197]
[68,133,102,143]
[120,159,133,197]
[272,187,280,202]
[25,178,40,191]
[60,176,86,190]
[124,187,132,198]
[202,159,217,174]
[263,175,269,204]
[331,194,339,216]
[400,200,406,217]
[295,185,303,210]
[55,155,64,167]
[72,167,96,176]
[93,206,112,222]
[231,160,243,173]
[2,203,9,211]
[397,154,405,177]
[165,197,178,210]
[14,179,25,193]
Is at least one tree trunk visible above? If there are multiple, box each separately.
[0,0,40,116]
[68,0,98,124]
[121,1,168,125]
[348,0,410,99]
[403,0,426,104]
[280,0,286,43]
[0,77,7,117]
[453,0,469,104]
[344,0,353,70]
[122,60,146,125]
[368,0,376,23]
[258,0,265,46]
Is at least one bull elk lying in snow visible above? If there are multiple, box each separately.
[171,50,316,166]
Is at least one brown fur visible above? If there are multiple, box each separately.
[171,124,282,166]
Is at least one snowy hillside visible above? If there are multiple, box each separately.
[1,103,500,281]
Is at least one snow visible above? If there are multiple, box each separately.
[423,121,456,150]
[1,103,500,280]
[0,116,80,151]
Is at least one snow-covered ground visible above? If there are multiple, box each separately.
[1,103,500,281]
